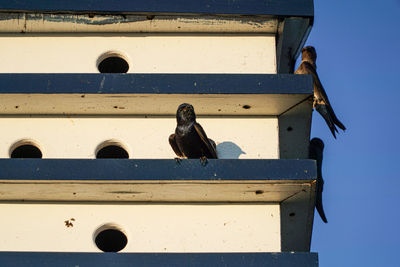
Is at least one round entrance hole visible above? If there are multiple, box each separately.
[10,140,42,158]
[94,224,127,252]
[97,52,129,73]
[96,140,129,159]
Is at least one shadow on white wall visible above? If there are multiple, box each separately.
[216,141,246,159]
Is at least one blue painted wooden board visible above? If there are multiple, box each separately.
[0,252,318,267]
[0,0,314,17]
[0,159,316,202]
[0,159,316,181]
[0,74,313,95]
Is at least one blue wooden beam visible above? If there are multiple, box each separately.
[0,74,313,95]
[0,159,316,181]
[0,252,318,267]
[0,0,314,17]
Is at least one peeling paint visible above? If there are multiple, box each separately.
[35,13,147,25]
[99,76,105,90]
[0,12,278,33]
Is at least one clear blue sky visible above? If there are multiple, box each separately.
[304,1,400,266]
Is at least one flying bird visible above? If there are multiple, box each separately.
[309,137,328,223]
[169,103,218,162]
[295,46,346,138]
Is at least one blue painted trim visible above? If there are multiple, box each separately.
[0,252,318,267]
[0,159,316,181]
[0,74,313,95]
[0,0,314,17]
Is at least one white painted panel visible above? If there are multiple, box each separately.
[0,117,278,159]
[0,35,276,73]
[0,203,280,252]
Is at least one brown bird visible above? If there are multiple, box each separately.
[309,137,328,223]
[169,103,218,161]
[295,46,346,138]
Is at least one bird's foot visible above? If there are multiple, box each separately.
[200,156,208,166]
[174,157,182,164]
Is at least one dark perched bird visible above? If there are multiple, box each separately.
[295,46,346,138]
[309,137,328,223]
[169,103,218,161]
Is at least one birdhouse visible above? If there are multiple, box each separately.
[0,1,318,266]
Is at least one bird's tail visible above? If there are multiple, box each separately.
[315,103,338,138]
[316,198,328,223]
[332,113,346,131]
[316,179,328,223]
[326,103,346,131]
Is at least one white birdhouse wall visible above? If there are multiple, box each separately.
[0,117,279,159]
[0,203,281,252]
[0,35,276,74]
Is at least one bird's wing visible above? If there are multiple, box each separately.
[194,123,218,159]
[324,101,346,131]
[169,134,183,157]
[300,61,346,132]
[315,103,338,138]
[299,62,330,102]
[208,138,217,150]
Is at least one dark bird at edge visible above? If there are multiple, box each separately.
[295,46,346,138]
[169,103,218,162]
[309,137,328,223]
